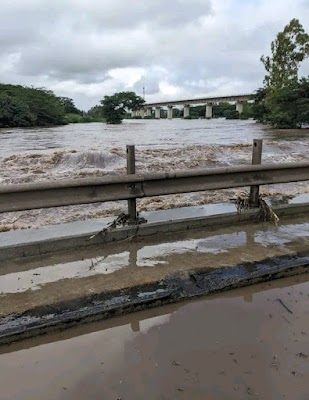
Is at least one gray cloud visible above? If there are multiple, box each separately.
[0,0,308,109]
[81,0,213,29]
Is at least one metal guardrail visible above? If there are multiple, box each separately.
[0,140,308,218]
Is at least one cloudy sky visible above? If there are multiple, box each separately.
[1,0,309,110]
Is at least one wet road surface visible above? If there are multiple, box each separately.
[0,274,308,400]
[1,216,308,317]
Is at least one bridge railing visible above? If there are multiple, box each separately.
[1,140,308,221]
[145,93,254,107]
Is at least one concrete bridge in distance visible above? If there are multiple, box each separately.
[133,93,254,119]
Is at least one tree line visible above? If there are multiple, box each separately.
[0,84,103,128]
[0,84,66,127]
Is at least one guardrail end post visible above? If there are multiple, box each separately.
[249,139,263,207]
[126,145,137,221]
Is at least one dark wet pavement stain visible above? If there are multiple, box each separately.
[0,274,308,400]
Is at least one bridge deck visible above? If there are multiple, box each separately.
[145,93,254,107]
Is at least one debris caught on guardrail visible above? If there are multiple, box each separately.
[88,212,147,241]
[232,192,251,212]
[231,193,279,226]
[0,216,23,232]
[258,197,280,226]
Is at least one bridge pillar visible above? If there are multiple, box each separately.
[183,104,190,118]
[146,107,152,117]
[167,105,173,120]
[236,102,244,115]
[155,106,161,119]
[206,103,213,119]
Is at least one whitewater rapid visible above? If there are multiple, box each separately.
[0,119,308,231]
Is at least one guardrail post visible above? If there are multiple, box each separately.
[126,145,137,221]
[249,139,263,206]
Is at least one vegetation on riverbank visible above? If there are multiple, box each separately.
[130,102,254,120]
[64,113,104,124]
[182,103,254,120]
[0,84,104,128]
[100,92,145,124]
[0,84,67,127]
[253,19,309,128]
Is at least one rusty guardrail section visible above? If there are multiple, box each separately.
[0,140,308,218]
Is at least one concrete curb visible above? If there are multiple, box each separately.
[1,202,309,261]
[0,254,308,346]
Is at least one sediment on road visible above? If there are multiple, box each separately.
[0,208,308,346]
[0,202,309,262]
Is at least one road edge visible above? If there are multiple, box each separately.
[0,254,308,346]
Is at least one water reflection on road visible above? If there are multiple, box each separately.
[0,274,308,400]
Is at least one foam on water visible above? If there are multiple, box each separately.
[0,120,308,230]
[56,151,124,172]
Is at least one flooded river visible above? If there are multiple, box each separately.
[0,119,308,230]
[0,274,308,400]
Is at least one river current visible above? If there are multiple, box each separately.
[0,119,308,230]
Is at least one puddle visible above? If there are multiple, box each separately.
[0,252,130,294]
[253,222,309,247]
[0,220,308,295]
[0,232,249,294]
[289,193,309,204]
[0,275,308,400]
[137,232,247,265]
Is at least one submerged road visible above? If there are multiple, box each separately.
[0,274,308,400]
[0,212,308,345]
[1,214,309,316]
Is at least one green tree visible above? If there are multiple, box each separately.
[88,105,104,119]
[0,84,67,127]
[0,93,34,127]
[24,87,65,126]
[253,77,309,128]
[213,103,236,118]
[253,19,309,128]
[59,97,82,115]
[265,83,300,128]
[297,77,309,123]
[224,109,240,120]
[252,88,268,123]
[261,18,309,89]
[190,105,206,118]
[101,92,145,124]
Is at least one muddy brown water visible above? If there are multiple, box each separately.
[0,119,308,231]
[0,274,308,400]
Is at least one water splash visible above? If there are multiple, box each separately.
[0,121,308,231]
[56,151,124,172]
